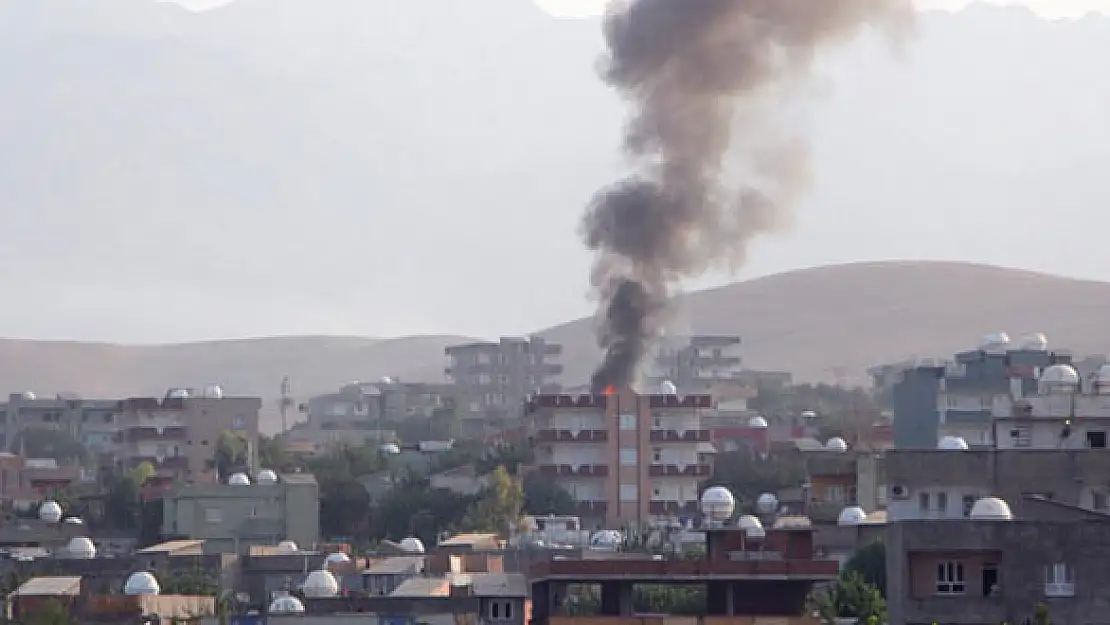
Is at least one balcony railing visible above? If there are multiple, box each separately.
[650,429,710,443]
[537,464,609,478]
[126,426,187,442]
[131,456,189,470]
[536,429,608,443]
[1045,582,1075,597]
[572,501,608,515]
[648,500,699,515]
[648,464,711,478]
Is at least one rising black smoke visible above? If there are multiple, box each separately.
[584,0,911,392]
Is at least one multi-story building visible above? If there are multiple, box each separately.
[887,494,1110,625]
[890,332,1077,448]
[0,393,120,457]
[446,336,563,433]
[304,379,453,429]
[886,360,1110,521]
[646,335,743,391]
[526,389,712,528]
[162,472,319,554]
[0,388,261,485]
[529,520,837,625]
[117,389,261,485]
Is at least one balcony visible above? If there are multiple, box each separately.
[648,395,713,409]
[130,456,189,471]
[537,464,609,478]
[529,556,838,580]
[649,464,711,478]
[126,426,187,442]
[536,429,608,443]
[650,429,710,443]
[572,501,608,516]
[649,500,699,515]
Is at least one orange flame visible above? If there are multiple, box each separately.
[603,385,616,396]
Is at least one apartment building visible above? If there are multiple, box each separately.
[305,379,453,429]
[885,360,1110,521]
[446,337,563,430]
[118,390,261,485]
[646,335,743,391]
[889,332,1078,448]
[887,494,1110,625]
[0,393,120,457]
[1,389,261,484]
[526,389,712,528]
[162,472,319,554]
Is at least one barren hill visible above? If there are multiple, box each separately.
[7,261,1110,433]
[541,261,1110,385]
[0,335,471,433]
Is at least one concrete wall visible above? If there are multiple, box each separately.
[886,449,1110,520]
[887,509,1110,625]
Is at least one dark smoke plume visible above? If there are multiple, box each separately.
[584,0,910,392]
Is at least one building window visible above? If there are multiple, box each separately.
[620,448,638,466]
[232,415,246,429]
[936,561,966,595]
[204,508,223,524]
[652,448,662,463]
[1045,563,1075,597]
[962,495,977,517]
[619,414,636,430]
[825,485,845,504]
[619,484,638,502]
[489,600,513,620]
[918,492,930,512]
[1010,426,1032,447]
[936,492,948,514]
[1094,491,1108,511]
[1087,431,1107,449]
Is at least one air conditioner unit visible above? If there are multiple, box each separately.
[889,485,909,500]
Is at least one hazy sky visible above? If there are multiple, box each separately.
[10,0,1110,345]
[531,0,1109,18]
[172,0,1110,18]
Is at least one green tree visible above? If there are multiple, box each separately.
[210,431,249,479]
[810,572,887,625]
[369,476,475,545]
[1034,603,1052,625]
[257,435,297,472]
[461,466,523,537]
[633,585,705,615]
[522,472,578,516]
[102,464,154,531]
[844,540,886,596]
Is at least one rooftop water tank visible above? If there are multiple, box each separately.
[837,506,868,527]
[124,572,160,596]
[303,569,340,598]
[65,536,96,559]
[700,486,736,521]
[38,501,62,524]
[969,497,1013,521]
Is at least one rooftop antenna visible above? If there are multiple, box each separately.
[279,376,292,434]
